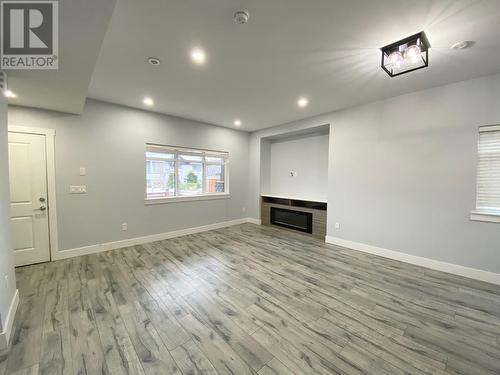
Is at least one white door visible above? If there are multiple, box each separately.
[8,132,51,266]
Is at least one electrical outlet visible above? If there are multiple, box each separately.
[335,222,340,229]
[242,207,246,213]
[122,223,128,231]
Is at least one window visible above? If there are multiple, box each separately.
[471,125,500,222]
[145,144,228,202]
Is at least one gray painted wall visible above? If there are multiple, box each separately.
[266,134,329,201]
[248,73,500,274]
[9,99,250,252]
[0,96,16,331]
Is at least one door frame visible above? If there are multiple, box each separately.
[8,125,59,261]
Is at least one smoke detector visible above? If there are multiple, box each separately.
[234,10,250,24]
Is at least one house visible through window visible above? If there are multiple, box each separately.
[474,125,500,215]
[146,144,228,200]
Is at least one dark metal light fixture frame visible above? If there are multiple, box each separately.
[381,31,430,77]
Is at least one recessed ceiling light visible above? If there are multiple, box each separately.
[297,97,309,108]
[147,57,161,66]
[234,119,242,127]
[4,89,17,98]
[450,41,474,50]
[190,48,206,65]
[143,97,154,106]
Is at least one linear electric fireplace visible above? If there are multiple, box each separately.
[270,207,313,233]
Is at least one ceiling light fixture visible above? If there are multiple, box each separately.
[297,97,309,108]
[234,119,242,127]
[143,97,154,106]
[381,31,430,77]
[4,89,17,98]
[190,48,206,65]
[147,57,161,66]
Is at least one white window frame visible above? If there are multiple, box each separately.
[470,124,500,223]
[145,143,230,204]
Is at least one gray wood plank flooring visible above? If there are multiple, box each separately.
[1,223,500,374]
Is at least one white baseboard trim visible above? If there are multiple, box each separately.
[0,289,19,350]
[247,218,261,225]
[54,218,257,260]
[325,236,500,286]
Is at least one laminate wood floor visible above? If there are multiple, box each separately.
[1,223,500,375]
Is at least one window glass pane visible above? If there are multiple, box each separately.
[146,151,174,159]
[146,144,228,200]
[179,154,202,162]
[146,159,176,198]
[178,162,203,196]
[477,129,500,211]
[206,164,225,193]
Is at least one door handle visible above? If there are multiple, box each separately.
[39,206,47,211]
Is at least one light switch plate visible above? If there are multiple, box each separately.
[79,167,86,176]
[70,185,87,194]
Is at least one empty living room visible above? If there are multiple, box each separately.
[1,0,500,374]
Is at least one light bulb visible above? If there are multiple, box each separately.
[297,97,309,108]
[387,51,404,69]
[143,97,154,106]
[404,45,421,65]
[190,48,206,65]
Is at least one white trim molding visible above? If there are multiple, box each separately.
[54,218,257,260]
[8,125,55,136]
[470,210,500,223]
[0,289,19,350]
[246,218,262,225]
[325,236,500,286]
[479,124,500,133]
[8,125,59,261]
[145,193,230,205]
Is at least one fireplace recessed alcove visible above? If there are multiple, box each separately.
[259,124,329,239]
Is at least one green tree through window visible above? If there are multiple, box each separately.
[186,171,198,184]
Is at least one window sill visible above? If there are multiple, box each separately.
[145,193,230,205]
[470,210,500,223]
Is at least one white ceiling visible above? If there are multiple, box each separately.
[6,0,116,114]
[8,1,500,131]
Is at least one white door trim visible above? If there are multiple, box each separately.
[8,125,58,261]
